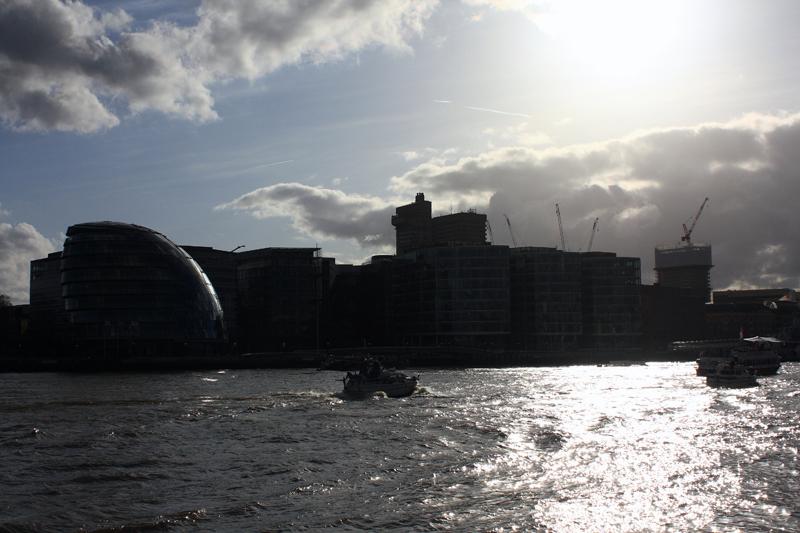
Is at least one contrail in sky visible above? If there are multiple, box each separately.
[465,106,530,118]
[433,99,529,118]
[259,159,294,168]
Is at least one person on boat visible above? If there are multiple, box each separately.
[367,358,382,378]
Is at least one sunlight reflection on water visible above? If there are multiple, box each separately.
[0,363,798,531]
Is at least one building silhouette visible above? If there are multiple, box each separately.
[234,247,329,352]
[391,193,487,254]
[22,196,651,363]
[654,244,713,301]
[510,247,582,351]
[392,245,510,347]
[28,251,67,353]
[180,246,238,342]
[580,252,642,350]
[640,284,706,348]
[56,222,226,358]
[387,194,641,352]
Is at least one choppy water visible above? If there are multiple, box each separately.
[1,363,798,532]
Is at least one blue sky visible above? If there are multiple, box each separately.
[3,0,800,302]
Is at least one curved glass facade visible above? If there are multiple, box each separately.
[61,222,225,356]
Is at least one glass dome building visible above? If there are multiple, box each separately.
[61,222,225,358]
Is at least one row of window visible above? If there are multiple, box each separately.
[61,268,176,282]
[62,280,182,297]
[70,320,220,340]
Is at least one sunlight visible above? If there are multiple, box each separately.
[536,0,691,85]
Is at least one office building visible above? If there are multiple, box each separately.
[181,246,238,342]
[236,248,327,352]
[59,222,225,357]
[392,193,433,255]
[28,251,67,352]
[654,244,713,301]
[581,252,642,349]
[431,211,487,247]
[639,284,706,347]
[392,245,510,347]
[705,288,797,339]
[510,247,582,351]
[392,193,487,255]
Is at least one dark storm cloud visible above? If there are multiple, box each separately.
[0,221,55,304]
[217,183,395,248]
[0,0,436,132]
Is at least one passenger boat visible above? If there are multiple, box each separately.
[696,338,781,376]
[729,341,781,375]
[706,361,758,388]
[342,359,418,398]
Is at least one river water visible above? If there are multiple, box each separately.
[1,363,798,532]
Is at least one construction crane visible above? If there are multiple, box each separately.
[586,217,599,252]
[555,203,567,251]
[681,197,709,245]
[503,214,518,247]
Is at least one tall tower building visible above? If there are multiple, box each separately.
[391,193,433,255]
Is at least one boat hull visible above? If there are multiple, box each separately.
[706,375,758,388]
[344,380,418,398]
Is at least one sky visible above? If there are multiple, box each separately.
[3,0,800,303]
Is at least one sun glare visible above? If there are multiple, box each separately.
[536,0,691,85]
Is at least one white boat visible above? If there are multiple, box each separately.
[696,339,781,376]
[706,361,758,388]
[343,359,418,398]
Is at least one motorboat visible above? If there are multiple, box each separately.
[706,361,758,388]
[343,359,418,398]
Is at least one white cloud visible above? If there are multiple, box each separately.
[0,0,437,132]
[216,182,395,247]
[396,147,445,161]
[0,221,56,304]
[483,122,552,147]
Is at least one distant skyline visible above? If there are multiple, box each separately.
[4,0,800,303]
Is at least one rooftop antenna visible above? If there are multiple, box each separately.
[230,245,245,253]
